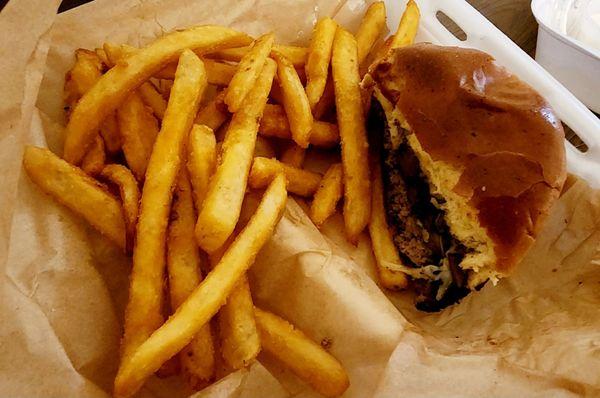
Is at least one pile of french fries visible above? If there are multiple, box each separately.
[22,1,421,397]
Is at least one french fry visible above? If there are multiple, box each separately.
[22,146,125,249]
[260,104,339,148]
[305,18,337,110]
[280,143,305,168]
[63,26,250,165]
[195,58,277,253]
[225,33,275,113]
[195,91,228,131]
[100,113,122,154]
[208,247,260,370]
[209,44,308,67]
[158,79,173,99]
[155,59,237,86]
[254,136,276,159]
[390,0,420,49]
[269,80,285,104]
[356,1,387,64]
[249,157,321,197]
[64,49,104,110]
[81,135,106,176]
[95,47,109,66]
[187,124,217,211]
[271,51,313,149]
[368,159,409,290]
[310,163,343,226]
[312,76,335,120]
[167,170,216,388]
[138,82,167,119]
[100,164,140,253]
[114,174,287,398]
[117,91,159,181]
[332,28,371,243]
[120,50,207,366]
[254,307,349,398]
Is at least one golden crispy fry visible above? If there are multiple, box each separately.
[280,143,305,168]
[260,104,339,148]
[310,163,343,226]
[254,136,276,159]
[81,135,106,176]
[195,91,228,130]
[305,18,337,110]
[95,47,109,66]
[23,146,125,249]
[312,76,335,120]
[64,49,104,110]
[102,42,134,67]
[187,124,217,211]
[167,170,216,388]
[138,82,167,119]
[158,79,173,99]
[114,174,287,398]
[195,58,277,253]
[209,44,308,67]
[63,26,250,165]
[155,59,237,86]
[120,50,207,367]
[117,92,159,181]
[271,51,313,149]
[254,307,349,398]
[208,248,260,370]
[332,28,371,243]
[269,80,284,104]
[249,157,321,197]
[100,164,140,253]
[390,0,420,49]
[225,33,275,113]
[356,1,387,64]
[369,160,409,290]
[100,113,121,154]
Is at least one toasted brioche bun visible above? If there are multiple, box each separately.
[364,43,566,285]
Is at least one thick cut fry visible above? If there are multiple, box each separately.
[64,48,104,110]
[195,92,228,130]
[195,58,276,253]
[332,29,371,243]
[249,157,321,197]
[63,26,250,165]
[187,124,217,211]
[100,164,140,253]
[280,144,305,168]
[254,307,349,398]
[305,18,337,110]
[156,59,237,86]
[312,76,335,120]
[100,113,121,154]
[138,82,167,119]
[81,135,106,176]
[167,170,215,388]
[310,163,343,226]
[390,0,420,49]
[254,136,276,159]
[23,146,125,249]
[272,51,313,149]
[117,92,159,181]
[120,50,207,366]
[208,248,260,371]
[209,44,308,67]
[356,1,387,64]
[225,33,274,113]
[114,175,287,398]
[260,104,339,148]
[369,160,409,290]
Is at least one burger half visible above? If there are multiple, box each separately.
[363,44,567,311]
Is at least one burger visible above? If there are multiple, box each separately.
[362,44,567,311]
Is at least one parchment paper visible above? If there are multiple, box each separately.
[1,0,598,397]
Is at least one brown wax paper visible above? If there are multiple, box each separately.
[1,0,599,397]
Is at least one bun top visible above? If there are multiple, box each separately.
[367,43,566,273]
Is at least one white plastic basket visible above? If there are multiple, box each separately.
[384,0,600,188]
